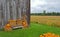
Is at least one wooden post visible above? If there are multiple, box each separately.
[2,0,7,26]
[11,0,17,20]
[0,3,2,29]
[26,0,30,25]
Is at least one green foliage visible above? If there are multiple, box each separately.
[31,12,60,16]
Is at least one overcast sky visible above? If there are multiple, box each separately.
[31,0,60,13]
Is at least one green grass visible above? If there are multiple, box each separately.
[0,22,60,37]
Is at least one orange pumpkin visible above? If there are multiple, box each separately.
[5,24,11,28]
[22,21,28,28]
[4,24,12,31]
[40,35,44,37]
[40,33,60,37]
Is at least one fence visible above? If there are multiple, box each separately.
[0,0,30,29]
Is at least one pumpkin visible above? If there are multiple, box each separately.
[40,33,60,37]
[4,24,12,31]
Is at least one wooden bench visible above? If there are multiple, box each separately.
[12,26,23,29]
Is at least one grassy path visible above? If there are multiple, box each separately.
[0,22,60,37]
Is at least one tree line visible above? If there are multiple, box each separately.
[31,10,60,16]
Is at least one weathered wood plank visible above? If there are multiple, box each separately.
[0,0,30,28]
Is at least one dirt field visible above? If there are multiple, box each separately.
[31,16,60,27]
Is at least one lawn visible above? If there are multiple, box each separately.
[0,22,60,37]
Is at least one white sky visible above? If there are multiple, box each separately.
[31,0,47,8]
[31,0,60,13]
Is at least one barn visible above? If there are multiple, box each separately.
[0,0,30,31]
